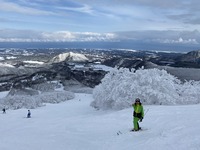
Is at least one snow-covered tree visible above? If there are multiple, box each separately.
[91,68,200,110]
[0,91,75,109]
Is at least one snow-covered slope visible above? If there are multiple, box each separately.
[0,63,36,75]
[49,52,89,63]
[0,93,199,150]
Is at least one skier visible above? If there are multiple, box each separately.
[2,107,6,114]
[27,110,31,118]
[132,98,144,131]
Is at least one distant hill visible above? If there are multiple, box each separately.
[178,50,200,62]
[173,50,200,68]
[49,52,89,63]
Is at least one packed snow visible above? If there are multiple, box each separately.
[0,68,200,150]
[23,60,45,65]
[0,93,200,150]
[0,91,9,98]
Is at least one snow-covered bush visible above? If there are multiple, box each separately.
[32,82,59,92]
[0,91,75,109]
[0,95,43,109]
[178,80,200,104]
[91,68,200,110]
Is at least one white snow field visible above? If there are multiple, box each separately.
[0,93,200,150]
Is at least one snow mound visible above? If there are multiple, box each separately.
[91,68,200,110]
[49,52,89,63]
[0,91,75,109]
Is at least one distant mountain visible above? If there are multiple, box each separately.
[173,50,200,68]
[1,48,200,93]
[178,50,200,62]
[103,57,145,69]
[0,63,37,76]
[49,52,89,63]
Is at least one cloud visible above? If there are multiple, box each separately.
[57,4,94,15]
[0,0,55,15]
[1,0,200,33]
[74,0,181,9]
[158,38,198,44]
[0,29,200,45]
[168,13,200,25]
[40,31,118,42]
[114,30,200,45]
[0,29,117,42]
[0,18,12,22]
[75,0,200,26]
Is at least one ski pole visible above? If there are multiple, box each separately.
[144,108,149,116]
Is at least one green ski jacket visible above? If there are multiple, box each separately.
[133,104,144,118]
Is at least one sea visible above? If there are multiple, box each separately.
[0,41,199,52]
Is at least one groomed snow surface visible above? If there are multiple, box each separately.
[0,93,200,150]
[1,68,200,150]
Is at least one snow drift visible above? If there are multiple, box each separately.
[91,68,200,110]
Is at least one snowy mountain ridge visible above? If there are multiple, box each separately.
[49,52,89,63]
[0,48,200,150]
[0,48,200,110]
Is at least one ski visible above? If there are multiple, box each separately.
[117,131,122,135]
[130,128,148,132]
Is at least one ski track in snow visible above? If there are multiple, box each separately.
[0,93,200,150]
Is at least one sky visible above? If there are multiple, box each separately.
[0,0,200,51]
